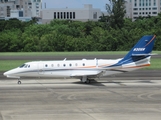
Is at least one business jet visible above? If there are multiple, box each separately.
[4,35,156,84]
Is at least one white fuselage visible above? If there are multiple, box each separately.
[3,57,150,79]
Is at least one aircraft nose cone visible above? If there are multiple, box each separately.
[3,71,8,76]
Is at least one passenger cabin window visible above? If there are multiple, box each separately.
[69,64,72,67]
[63,64,66,67]
[51,64,54,67]
[83,63,85,66]
[45,64,48,67]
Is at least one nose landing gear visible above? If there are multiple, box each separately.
[18,79,21,84]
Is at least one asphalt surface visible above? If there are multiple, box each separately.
[0,79,161,120]
[0,55,161,120]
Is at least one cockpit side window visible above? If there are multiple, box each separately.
[19,64,26,68]
[25,64,28,68]
[19,64,30,68]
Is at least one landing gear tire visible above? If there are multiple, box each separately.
[80,77,90,84]
[18,80,21,84]
[85,79,90,84]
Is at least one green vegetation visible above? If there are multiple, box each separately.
[0,60,29,71]
[0,51,160,56]
[0,15,161,52]
[145,58,161,70]
[0,51,128,56]
[0,1,161,52]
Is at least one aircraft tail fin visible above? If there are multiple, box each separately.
[118,35,156,65]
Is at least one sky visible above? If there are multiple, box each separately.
[42,0,108,11]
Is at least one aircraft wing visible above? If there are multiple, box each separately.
[70,70,103,78]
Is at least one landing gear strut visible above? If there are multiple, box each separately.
[81,76,91,84]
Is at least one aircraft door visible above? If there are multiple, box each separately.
[38,63,44,74]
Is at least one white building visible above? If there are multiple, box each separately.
[0,0,42,17]
[125,0,161,21]
[41,4,102,24]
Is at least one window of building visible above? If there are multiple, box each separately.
[134,0,137,6]
[139,12,141,14]
[139,8,141,10]
[152,7,157,10]
[133,8,138,10]
[19,11,23,17]
[54,12,56,19]
[149,8,151,10]
[57,12,60,19]
[70,12,72,19]
[133,12,138,15]
[64,12,66,19]
[152,12,157,14]
[133,17,138,19]
[93,12,97,19]
[149,12,151,14]
[73,12,75,19]
[153,0,156,6]
[67,12,69,19]
[142,12,144,14]
[61,12,63,19]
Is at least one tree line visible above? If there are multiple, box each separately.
[0,0,161,52]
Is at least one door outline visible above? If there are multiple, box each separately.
[38,63,44,74]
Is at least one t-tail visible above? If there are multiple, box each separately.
[116,35,156,69]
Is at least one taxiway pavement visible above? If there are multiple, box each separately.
[0,78,161,120]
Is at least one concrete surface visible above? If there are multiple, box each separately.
[0,78,161,120]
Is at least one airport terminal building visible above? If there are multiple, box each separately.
[41,4,102,24]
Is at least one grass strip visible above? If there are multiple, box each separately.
[0,51,160,56]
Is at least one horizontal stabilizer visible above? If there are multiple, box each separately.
[132,53,157,56]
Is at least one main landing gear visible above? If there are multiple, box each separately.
[81,76,91,84]
[17,79,21,84]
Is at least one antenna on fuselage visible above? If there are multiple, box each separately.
[64,58,67,61]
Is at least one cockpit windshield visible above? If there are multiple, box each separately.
[19,64,30,68]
